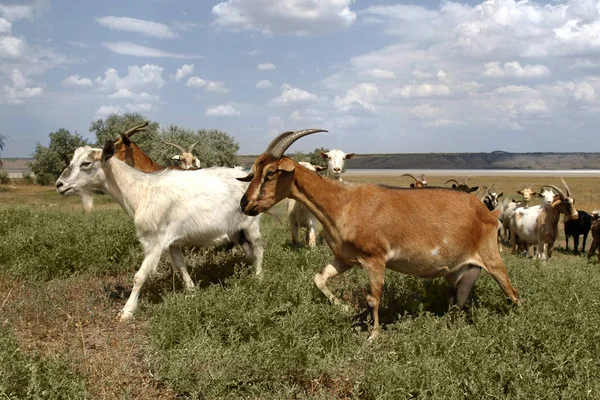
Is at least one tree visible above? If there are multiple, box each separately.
[29,129,88,185]
[0,133,5,168]
[308,147,329,168]
[90,112,161,153]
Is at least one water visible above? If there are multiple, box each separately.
[344,169,600,177]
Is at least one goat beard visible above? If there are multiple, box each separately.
[81,192,94,214]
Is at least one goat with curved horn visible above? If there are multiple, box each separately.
[162,141,186,153]
[238,128,520,340]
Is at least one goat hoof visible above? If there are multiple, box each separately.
[367,330,380,341]
[119,311,134,322]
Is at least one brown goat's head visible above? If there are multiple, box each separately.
[402,173,428,188]
[238,129,327,216]
[445,178,478,193]
[113,122,161,171]
[516,185,537,204]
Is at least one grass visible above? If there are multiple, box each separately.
[1,177,599,398]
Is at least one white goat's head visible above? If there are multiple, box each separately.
[538,187,555,207]
[320,149,354,180]
[162,141,201,170]
[55,146,105,213]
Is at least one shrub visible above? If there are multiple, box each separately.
[36,172,55,186]
[0,170,9,184]
[22,171,34,184]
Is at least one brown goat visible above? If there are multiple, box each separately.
[114,123,165,172]
[587,212,600,261]
[445,178,479,193]
[238,129,519,340]
[402,173,428,188]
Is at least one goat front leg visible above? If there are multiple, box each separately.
[306,218,316,248]
[120,247,162,321]
[314,258,352,308]
[169,246,194,290]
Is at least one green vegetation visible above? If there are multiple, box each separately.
[0,325,87,399]
[1,177,599,398]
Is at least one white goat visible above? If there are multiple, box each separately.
[320,149,355,181]
[510,181,578,260]
[162,140,201,170]
[287,162,325,248]
[55,142,263,320]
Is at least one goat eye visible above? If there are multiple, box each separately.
[80,162,92,168]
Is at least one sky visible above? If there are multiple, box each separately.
[1,0,600,157]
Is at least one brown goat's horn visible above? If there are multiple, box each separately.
[162,141,186,153]
[541,184,566,199]
[267,129,328,158]
[401,173,419,183]
[187,140,200,153]
[123,122,149,138]
[560,177,572,197]
[445,179,460,185]
[421,174,426,181]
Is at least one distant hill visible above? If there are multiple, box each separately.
[238,152,600,170]
[6,153,600,172]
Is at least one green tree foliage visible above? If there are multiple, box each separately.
[29,129,88,185]
[309,147,329,168]
[91,114,240,168]
[89,112,160,155]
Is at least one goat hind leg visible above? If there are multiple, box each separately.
[169,246,194,290]
[484,256,520,306]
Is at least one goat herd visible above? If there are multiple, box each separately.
[54,125,593,340]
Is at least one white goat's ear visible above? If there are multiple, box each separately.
[194,158,201,168]
[171,155,181,161]
[345,152,355,160]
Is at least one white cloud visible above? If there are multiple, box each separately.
[0,36,24,59]
[96,105,122,117]
[335,83,379,112]
[270,83,318,106]
[107,89,158,102]
[0,17,11,33]
[174,63,194,81]
[257,62,276,71]
[186,76,206,87]
[484,61,551,78]
[205,104,240,116]
[0,68,43,105]
[255,79,273,88]
[409,103,440,120]
[205,81,229,93]
[0,5,33,21]
[392,84,451,98]
[212,0,356,36]
[102,42,203,59]
[362,69,396,80]
[62,74,93,87]
[97,16,177,39]
[246,49,259,56]
[95,64,166,93]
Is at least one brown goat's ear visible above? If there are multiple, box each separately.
[314,165,327,172]
[345,152,355,160]
[278,158,295,172]
[517,191,523,195]
[320,151,328,160]
[102,140,116,162]
[469,186,479,193]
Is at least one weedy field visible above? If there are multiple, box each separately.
[1,175,600,399]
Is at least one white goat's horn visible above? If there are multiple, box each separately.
[267,129,328,158]
[541,184,566,199]
[187,140,200,152]
[162,141,186,153]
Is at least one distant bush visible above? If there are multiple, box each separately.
[0,325,86,398]
[0,170,9,184]
[36,172,55,186]
[21,172,34,185]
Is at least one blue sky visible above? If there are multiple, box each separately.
[1,0,599,157]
